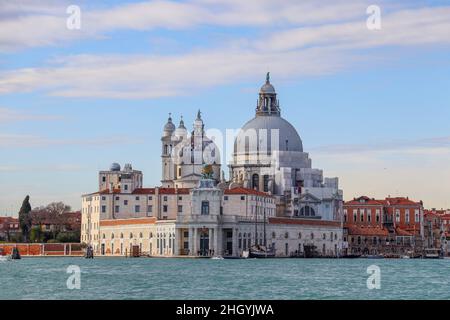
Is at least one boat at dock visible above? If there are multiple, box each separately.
[423,248,443,259]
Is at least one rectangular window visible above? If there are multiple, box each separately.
[102,196,106,201]
[164,196,168,201]
[148,205,153,213]
[101,205,106,213]
[405,209,410,223]
[149,196,153,200]
[135,205,140,213]
[163,205,168,213]
[178,196,182,201]
[415,209,420,222]
[136,196,140,201]
[124,185,128,191]
[124,200,128,205]
[102,176,106,182]
[115,196,120,201]
[178,205,183,213]
[224,196,229,201]
[201,201,210,215]
[115,206,119,213]
[241,196,245,201]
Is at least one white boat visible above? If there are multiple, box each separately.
[211,256,224,260]
[401,255,410,259]
[0,255,11,262]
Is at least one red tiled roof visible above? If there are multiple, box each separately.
[225,187,272,197]
[100,217,157,227]
[345,196,385,206]
[386,197,421,206]
[346,225,389,236]
[269,217,341,227]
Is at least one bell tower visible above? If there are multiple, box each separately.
[161,113,175,187]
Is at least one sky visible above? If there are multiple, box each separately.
[1,0,450,215]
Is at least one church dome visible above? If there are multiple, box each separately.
[260,82,276,94]
[234,116,303,154]
[234,73,303,155]
[110,163,121,171]
[163,114,175,133]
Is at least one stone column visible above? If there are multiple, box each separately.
[188,227,193,256]
[193,228,198,256]
[174,229,179,256]
[209,228,213,256]
[214,227,220,256]
[232,228,238,257]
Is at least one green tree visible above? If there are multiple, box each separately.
[18,195,32,242]
[30,226,43,243]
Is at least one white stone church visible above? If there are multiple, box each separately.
[81,74,344,258]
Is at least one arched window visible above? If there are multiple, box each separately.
[130,233,133,239]
[102,234,105,239]
[284,232,289,239]
[111,233,114,239]
[298,232,302,239]
[140,232,143,238]
[300,206,315,217]
[311,233,314,240]
[252,174,259,190]
[263,175,269,192]
[272,232,276,239]
[120,233,123,239]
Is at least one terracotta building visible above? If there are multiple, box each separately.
[0,217,20,241]
[343,196,424,256]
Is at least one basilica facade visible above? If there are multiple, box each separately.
[81,74,344,258]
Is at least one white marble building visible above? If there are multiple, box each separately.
[81,74,344,258]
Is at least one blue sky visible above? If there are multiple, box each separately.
[1,0,450,214]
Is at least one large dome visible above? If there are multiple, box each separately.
[234,115,303,154]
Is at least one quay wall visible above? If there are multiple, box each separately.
[0,243,83,256]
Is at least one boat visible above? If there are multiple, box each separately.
[249,245,276,259]
[211,256,224,260]
[424,248,443,259]
[0,255,11,262]
[247,203,276,259]
[10,247,21,260]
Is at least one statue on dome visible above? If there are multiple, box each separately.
[201,164,214,179]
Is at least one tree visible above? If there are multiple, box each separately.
[45,202,71,239]
[18,195,32,242]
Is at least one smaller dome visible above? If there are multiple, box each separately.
[260,72,276,94]
[260,82,276,94]
[164,114,175,132]
[174,118,187,138]
[110,163,121,171]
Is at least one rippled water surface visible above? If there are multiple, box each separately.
[1,257,450,300]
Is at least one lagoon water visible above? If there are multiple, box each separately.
[1,257,449,300]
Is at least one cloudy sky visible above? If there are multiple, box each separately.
[1,0,450,214]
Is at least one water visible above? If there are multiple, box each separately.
[1,257,449,300]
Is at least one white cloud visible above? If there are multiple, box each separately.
[0,0,375,52]
[0,133,144,148]
[0,107,62,123]
[310,136,450,208]
[1,2,450,98]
